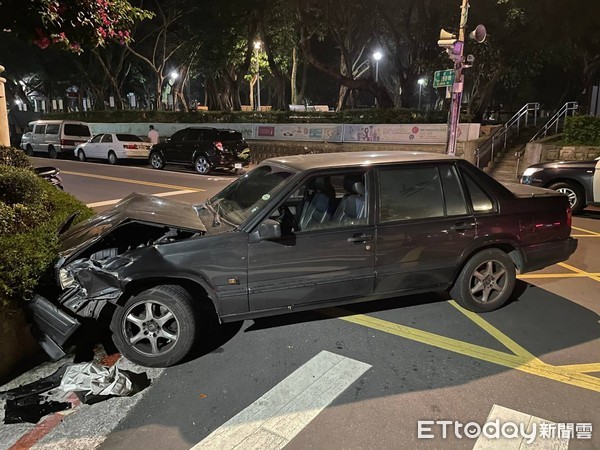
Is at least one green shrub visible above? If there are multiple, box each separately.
[0,166,47,206]
[42,108,459,125]
[0,146,33,169]
[0,159,93,307]
[564,116,600,146]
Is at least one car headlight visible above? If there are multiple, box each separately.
[59,268,75,289]
[522,167,543,177]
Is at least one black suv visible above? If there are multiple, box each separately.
[149,127,251,175]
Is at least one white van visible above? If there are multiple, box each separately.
[21,120,92,158]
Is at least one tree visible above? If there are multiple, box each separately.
[0,0,151,52]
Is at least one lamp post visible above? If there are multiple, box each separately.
[373,51,382,107]
[0,65,9,146]
[254,41,262,111]
[169,71,179,111]
[418,78,426,110]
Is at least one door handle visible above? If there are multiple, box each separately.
[451,221,475,232]
[347,233,373,243]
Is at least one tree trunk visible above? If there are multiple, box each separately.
[291,46,299,106]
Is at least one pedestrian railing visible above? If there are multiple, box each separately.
[515,101,579,178]
[475,102,540,169]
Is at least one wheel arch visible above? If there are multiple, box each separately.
[545,178,587,202]
[454,240,523,284]
[118,276,221,322]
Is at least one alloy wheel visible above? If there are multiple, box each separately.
[122,300,180,357]
[469,260,509,303]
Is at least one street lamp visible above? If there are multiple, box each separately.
[254,41,262,111]
[169,71,179,81]
[373,51,383,107]
[418,78,426,110]
[373,51,383,83]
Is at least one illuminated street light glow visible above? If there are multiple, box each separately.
[373,51,383,61]
[169,71,179,80]
[418,78,426,86]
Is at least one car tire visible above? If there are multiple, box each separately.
[149,151,165,170]
[48,146,58,159]
[108,151,118,165]
[77,150,87,162]
[110,285,197,367]
[450,248,516,313]
[194,155,211,175]
[548,182,585,214]
[25,145,34,156]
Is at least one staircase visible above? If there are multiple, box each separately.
[484,128,539,184]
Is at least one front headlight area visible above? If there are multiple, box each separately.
[521,167,544,177]
[59,267,76,290]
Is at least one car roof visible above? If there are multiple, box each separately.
[265,151,459,171]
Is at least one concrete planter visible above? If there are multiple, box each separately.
[523,138,600,170]
[0,306,45,384]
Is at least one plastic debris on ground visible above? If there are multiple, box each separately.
[59,363,150,405]
[1,362,150,424]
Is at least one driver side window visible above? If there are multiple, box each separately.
[271,172,368,234]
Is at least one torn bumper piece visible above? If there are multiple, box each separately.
[27,295,81,360]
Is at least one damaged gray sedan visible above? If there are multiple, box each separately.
[30,151,576,367]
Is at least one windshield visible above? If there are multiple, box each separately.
[204,165,297,226]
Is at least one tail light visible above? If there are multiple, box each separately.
[566,205,572,228]
[60,139,74,146]
[213,141,224,152]
[123,144,137,149]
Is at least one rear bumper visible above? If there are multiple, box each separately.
[520,238,578,273]
[26,295,80,360]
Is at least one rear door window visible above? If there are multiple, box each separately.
[378,166,445,222]
[45,124,59,135]
[217,130,242,141]
[186,129,205,141]
[101,134,113,143]
[64,124,91,137]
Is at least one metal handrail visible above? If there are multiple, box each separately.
[530,101,578,142]
[475,102,540,169]
[516,102,579,179]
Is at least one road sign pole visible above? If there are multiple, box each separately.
[446,0,469,155]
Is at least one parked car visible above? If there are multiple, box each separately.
[35,166,63,190]
[520,157,600,214]
[74,133,152,164]
[21,120,92,158]
[148,127,251,175]
[30,151,576,367]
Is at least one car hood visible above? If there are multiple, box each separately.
[527,159,597,169]
[58,193,207,264]
[502,182,564,198]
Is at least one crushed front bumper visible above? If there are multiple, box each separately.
[27,295,81,360]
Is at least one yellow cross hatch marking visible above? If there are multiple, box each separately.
[558,262,600,283]
[571,226,600,236]
[322,303,600,393]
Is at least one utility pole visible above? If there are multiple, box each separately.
[0,65,9,146]
[446,0,469,155]
[437,1,486,155]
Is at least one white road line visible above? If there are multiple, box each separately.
[86,189,197,208]
[191,351,371,450]
[472,404,569,450]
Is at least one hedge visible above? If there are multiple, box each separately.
[0,147,93,309]
[42,108,461,125]
[564,116,600,146]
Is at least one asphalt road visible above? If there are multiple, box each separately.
[4,157,600,449]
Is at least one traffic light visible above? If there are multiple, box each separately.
[438,29,463,61]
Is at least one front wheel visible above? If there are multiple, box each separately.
[450,249,516,312]
[110,285,197,367]
[149,151,165,170]
[77,149,87,162]
[25,145,34,156]
[194,155,211,175]
[548,181,584,214]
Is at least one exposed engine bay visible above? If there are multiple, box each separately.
[57,221,201,319]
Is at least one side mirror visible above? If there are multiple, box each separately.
[249,219,281,243]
